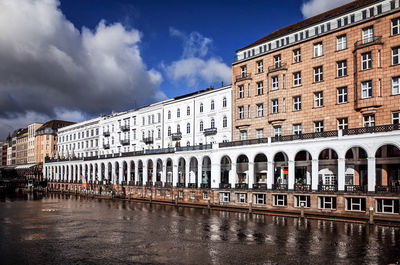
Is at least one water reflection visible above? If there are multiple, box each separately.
[0,193,399,265]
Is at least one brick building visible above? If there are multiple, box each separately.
[16,128,28,165]
[232,0,400,140]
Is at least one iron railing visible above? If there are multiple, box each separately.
[235,183,248,189]
[272,184,288,191]
[219,183,231,189]
[294,184,311,191]
[345,185,367,193]
[235,73,252,82]
[318,185,338,192]
[268,62,288,73]
[253,183,268,190]
[354,36,382,50]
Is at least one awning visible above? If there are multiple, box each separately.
[15,164,38,170]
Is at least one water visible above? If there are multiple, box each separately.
[0,193,399,265]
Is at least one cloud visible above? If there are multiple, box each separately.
[163,28,231,88]
[0,0,165,139]
[301,0,354,18]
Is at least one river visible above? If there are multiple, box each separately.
[0,193,399,265]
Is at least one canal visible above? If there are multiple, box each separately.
[0,193,399,265]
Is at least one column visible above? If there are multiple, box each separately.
[104,163,109,183]
[229,163,236,188]
[248,162,254,189]
[267,161,274,189]
[197,161,203,187]
[338,157,345,191]
[185,160,190,187]
[83,165,87,183]
[153,161,157,183]
[172,164,178,187]
[211,162,220,189]
[135,162,139,184]
[161,160,167,184]
[311,159,319,191]
[143,164,148,185]
[118,163,123,185]
[367,157,376,192]
[288,160,295,190]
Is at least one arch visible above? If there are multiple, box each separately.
[375,144,400,191]
[166,158,173,184]
[189,157,198,186]
[107,162,112,183]
[344,147,368,191]
[130,161,135,183]
[220,155,232,188]
[122,161,128,184]
[138,160,143,184]
[94,163,98,183]
[177,157,186,187]
[201,156,211,188]
[254,153,268,188]
[147,159,154,184]
[114,161,120,184]
[318,148,338,190]
[236,154,249,187]
[294,150,312,190]
[101,163,105,182]
[273,152,289,189]
[156,159,162,183]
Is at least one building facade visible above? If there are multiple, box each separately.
[15,129,28,165]
[27,123,43,164]
[1,142,7,166]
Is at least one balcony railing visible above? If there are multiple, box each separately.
[294,184,311,192]
[145,148,175,155]
[164,182,173,188]
[235,183,248,189]
[375,185,400,193]
[318,185,338,192]
[176,144,212,152]
[219,138,269,148]
[176,182,185,188]
[272,184,288,191]
[143,137,153,144]
[203,128,217,136]
[146,181,153,187]
[272,130,338,143]
[103,131,110,137]
[154,181,163,187]
[171,133,182,141]
[200,183,211,189]
[268,62,288,73]
[135,181,143,186]
[219,183,231,189]
[345,185,367,193]
[120,124,130,131]
[188,183,197,188]
[253,183,268,190]
[354,36,383,50]
[343,124,399,136]
[120,139,130,145]
[235,73,252,82]
[128,181,135,186]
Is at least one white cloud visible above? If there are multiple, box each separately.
[0,0,165,138]
[301,0,354,18]
[163,28,231,88]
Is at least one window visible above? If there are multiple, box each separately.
[293,48,301,63]
[158,113,161,123]
[240,131,247,140]
[157,128,161,139]
[187,106,190,116]
[220,192,230,203]
[337,118,348,130]
[178,191,184,198]
[223,97,227,108]
[200,103,203,113]
[392,18,400,36]
[272,99,279,114]
[240,65,247,77]
[293,124,302,135]
[314,66,323,82]
[314,42,323,57]
[361,80,372,99]
[293,72,301,87]
[363,115,375,127]
[256,129,264,139]
[211,100,215,110]
[319,197,337,210]
[393,77,400,95]
[236,193,247,203]
[257,60,263,73]
[337,60,347,77]
[177,108,180,118]
[376,199,399,214]
[203,192,209,200]
[393,111,400,124]
[168,111,171,120]
[200,121,204,131]
[210,119,215,129]
[393,47,400,65]
[168,126,171,136]
[293,96,301,111]
[314,92,323,108]
[223,116,228,128]
[314,121,324,132]
[257,81,263,95]
[362,26,374,44]
[254,194,266,205]
[337,35,347,50]
[337,87,348,104]
[272,76,279,90]
[274,126,281,137]
[346,197,366,212]
[238,85,244,98]
[273,194,287,206]
[274,55,281,68]
[361,52,372,70]
[186,123,190,134]
[294,195,311,208]
[177,124,181,133]
[238,106,244,119]
[257,104,264,117]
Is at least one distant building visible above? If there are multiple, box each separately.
[16,128,28,165]
[27,123,43,164]
[1,141,7,166]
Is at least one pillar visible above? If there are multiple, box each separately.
[211,162,220,189]
[267,161,274,189]
[135,161,139,183]
[311,159,319,191]
[198,160,203,186]
[153,161,157,183]
[118,162,123,185]
[288,160,295,190]
[248,162,254,189]
[185,160,190,187]
[338,157,345,191]
[172,163,178,187]
[161,160,167,184]
[143,164,148,185]
[367,157,376,192]
[229,163,236,188]
[83,165,87,183]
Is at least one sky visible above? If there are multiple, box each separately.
[0,0,353,139]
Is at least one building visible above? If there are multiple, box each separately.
[27,123,43,163]
[16,128,28,165]
[35,120,75,163]
[1,141,7,166]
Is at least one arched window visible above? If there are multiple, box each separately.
[187,123,191,134]
[158,128,161,138]
[223,116,227,128]
[168,126,171,136]
[177,124,181,133]
[200,121,204,131]
[177,108,180,118]
[211,118,215,128]
[223,97,227,108]
[187,106,190,116]
[168,111,171,120]
[187,141,190,146]
[200,103,203,113]
[211,100,215,110]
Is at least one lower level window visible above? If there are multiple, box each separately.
[156,190,161,196]
[166,190,170,196]
[319,196,337,210]
[376,199,399,214]
[254,194,266,205]
[190,192,195,199]
[273,194,287,206]
[236,193,247,203]
[294,195,310,208]
[220,192,230,203]
[179,191,184,198]
[346,197,366,212]
[138,189,142,194]
[203,192,209,200]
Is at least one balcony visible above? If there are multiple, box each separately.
[103,143,110,149]
[120,139,130,146]
[135,181,143,186]
[345,185,367,193]
[235,183,248,189]
[200,183,211,189]
[143,137,153,144]
[171,132,182,141]
[146,181,153,187]
[103,131,110,137]
[176,182,185,188]
[253,183,268,190]
[294,184,311,192]
[164,182,173,188]
[375,185,400,193]
[120,124,130,131]
[128,181,135,186]
[343,124,400,136]
[188,183,197,188]
[203,128,217,136]
[235,73,252,82]
[176,144,212,152]
[268,62,287,73]
[154,181,163,187]
[318,185,338,192]
[219,183,231,189]
[354,36,383,50]
[272,184,288,191]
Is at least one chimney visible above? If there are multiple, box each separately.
[221,81,224,87]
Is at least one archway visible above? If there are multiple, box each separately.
[189,157,198,188]
[100,163,105,183]
[294,151,312,191]
[177,158,186,187]
[147,160,154,185]
[201,156,211,188]
[375,144,400,192]
[138,160,143,185]
[166,159,173,186]
[156,159,162,185]
[107,162,112,184]
[114,162,119,185]
[273,152,288,190]
[220,156,231,189]
[130,161,135,185]
[122,161,128,185]
[254,153,268,189]
[236,155,249,189]
[318,148,338,191]
[345,147,368,192]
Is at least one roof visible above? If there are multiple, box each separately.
[36,120,75,132]
[16,128,28,138]
[237,0,380,52]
